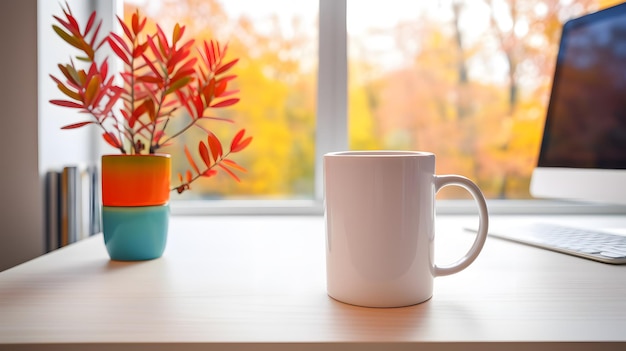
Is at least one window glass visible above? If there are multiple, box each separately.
[347,0,623,199]
[124,0,318,200]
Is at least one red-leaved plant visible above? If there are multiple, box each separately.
[50,3,252,193]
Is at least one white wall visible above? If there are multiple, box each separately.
[0,0,45,271]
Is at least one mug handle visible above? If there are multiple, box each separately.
[433,175,489,277]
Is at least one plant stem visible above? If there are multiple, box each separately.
[156,116,198,150]
[171,151,233,192]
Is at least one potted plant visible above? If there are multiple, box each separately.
[49,4,252,260]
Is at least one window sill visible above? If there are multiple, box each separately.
[170,199,626,216]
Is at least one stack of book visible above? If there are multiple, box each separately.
[44,165,101,252]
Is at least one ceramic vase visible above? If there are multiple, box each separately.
[101,154,171,261]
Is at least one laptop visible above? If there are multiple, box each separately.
[469,3,626,264]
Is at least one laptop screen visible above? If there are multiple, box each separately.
[537,3,626,170]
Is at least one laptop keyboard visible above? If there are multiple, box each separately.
[479,222,626,264]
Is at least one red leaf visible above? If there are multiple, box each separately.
[91,21,104,49]
[50,100,84,109]
[198,141,211,167]
[136,75,163,84]
[231,136,252,153]
[146,35,164,63]
[138,15,147,34]
[176,90,194,118]
[84,11,96,36]
[193,95,204,118]
[128,103,146,128]
[133,42,148,59]
[216,58,239,75]
[202,169,218,177]
[61,121,94,129]
[132,10,140,35]
[102,86,122,116]
[107,37,131,65]
[217,89,239,98]
[222,159,247,172]
[202,78,216,105]
[109,33,130,55]
[184,145,200,174]
[66,13,80,33]
[210,98,239,108]
[207,40,216,68]
[216,75,237,84]
[218,163,241,182]
[215,80,227,97]
[216,41,224,58]
[207,133,223,162]
[117,15,133,41]
[185,170,192,183]
[142,52,161,77]
[102,132,121,148]
[100,60,109,80]
[156,25,170,56]
[171,61,196,82]
[230,129,245,150]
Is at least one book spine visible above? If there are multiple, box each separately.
[60,166,79,246]
[44,170,60,252]
[88,165,101,235]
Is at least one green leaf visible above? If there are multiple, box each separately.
[52,25,82,50]
[84,75,101,106]
[56,83,81,101]
[165,76,192,96]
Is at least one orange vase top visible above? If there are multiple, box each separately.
[101,154,171,207]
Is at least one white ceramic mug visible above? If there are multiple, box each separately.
[324,151,489,307]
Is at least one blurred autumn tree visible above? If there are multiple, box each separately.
[348,0,623,199]
[125,0,622,200]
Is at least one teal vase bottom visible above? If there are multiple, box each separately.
[102,204,169,261]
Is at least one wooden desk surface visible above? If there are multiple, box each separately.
[1,215,625,351]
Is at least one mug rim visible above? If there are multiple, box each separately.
[324,150,434,157]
